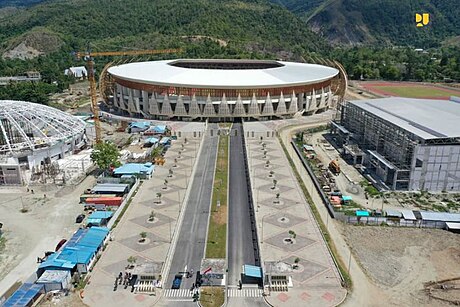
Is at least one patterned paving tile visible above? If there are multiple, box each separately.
[276,293,290,302]
[265,232,316,253]
[260,198,297,210]
[322,292,335,302]
[265,212,307,228]
[258,183,294,194]
[118,233,168,252]
[281,256,328,283]
[139,196,179,209]
[300,292,311,301]
[130,212,174,229]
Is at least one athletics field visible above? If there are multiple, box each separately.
[358,81,460,100]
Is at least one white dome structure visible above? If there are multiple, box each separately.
[0,100,86,155]
[0,100,87,185]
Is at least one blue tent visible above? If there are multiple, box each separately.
[129,122,150,129]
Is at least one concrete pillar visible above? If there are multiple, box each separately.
[218,93,231,117]
[288,91,298,114]
[276,92,287,114]
[161,94,173,116]
[233,94,246,117]
[248,93,259,116]
[262,93,274,115]
[189,94,201,117]
[203,94,215,117]
[175,95,187,116]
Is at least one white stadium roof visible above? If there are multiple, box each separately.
[108,59,339,89]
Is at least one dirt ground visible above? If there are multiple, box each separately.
[0,176,95,297]
[338,224,460,306]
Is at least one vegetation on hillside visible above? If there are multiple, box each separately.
[272,0,460,47]
[331,46,460,81]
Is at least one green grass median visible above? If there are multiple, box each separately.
[205,134,229,259]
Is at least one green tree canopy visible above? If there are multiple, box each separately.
[90,141,121,171]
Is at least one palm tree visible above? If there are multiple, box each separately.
[269,170,274,177]
[139,232,147,242]
[149,210,156,222]
[173,158,178,168]
[168,168,173,177]
[265,160,270,168]
[272,179,277,189]
[156,192,162,203]
[127,256,137,268]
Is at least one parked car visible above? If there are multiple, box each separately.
[75,214,85,223]
[172,274,182,289]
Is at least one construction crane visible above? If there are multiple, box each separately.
[75,48,182,143]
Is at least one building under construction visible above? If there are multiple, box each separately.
[332,97,460,191]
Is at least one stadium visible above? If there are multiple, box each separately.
[106,59,342,121]
[0,100,87,185]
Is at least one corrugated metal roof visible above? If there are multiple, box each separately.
[92,183,129,193]
[243,264,262,278]
[400,209,417,220]
[3,283,44,307]
[349,98,460,140]
[446,222,460,230]
[144,137,159,144]
[419,211,460,222]
[39,227,109,270]
[385,209,402,218]
[89,211,114,219]
[36,270,70,284]
[113,163,154,175]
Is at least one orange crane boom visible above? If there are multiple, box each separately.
[75,48,182,144]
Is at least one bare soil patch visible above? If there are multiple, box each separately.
[339,224,460,306]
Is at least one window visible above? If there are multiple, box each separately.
[415,158,423,168]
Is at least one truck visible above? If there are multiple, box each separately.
[329,160,340,175]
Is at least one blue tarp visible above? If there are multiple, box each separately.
[144,137,159,144]
[38,227,109,272]
[342,195,352,201]
[356,210,370,217]
[153,125,167,133]
[89,211,114,219]
[159,137,171,145]
[129,122,150,129]
[3,283,44,307]
[113,163,154,176]
[243,264,262,278]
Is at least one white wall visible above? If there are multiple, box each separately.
[409,144,460,191]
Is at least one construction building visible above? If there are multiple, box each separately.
[332,97,460,191]
[0,100,87,185]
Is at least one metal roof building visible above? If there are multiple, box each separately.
[336,97,460,191]
[91,183,130,194]
[38,227,109,275]
[106,59,341,120]
[113,163,154,179]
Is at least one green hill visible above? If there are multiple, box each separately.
[0,0,327,58]
[271,0,460,47]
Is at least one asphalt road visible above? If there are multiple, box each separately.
[166,124,219,290]
[227,122,257,286]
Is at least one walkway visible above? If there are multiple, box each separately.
[82,137,202,307]
[245,118,347,307]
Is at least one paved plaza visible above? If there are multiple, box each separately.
[83,137,202,307]
[245,121,347,307]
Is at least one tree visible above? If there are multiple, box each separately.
[127,256,137,267]
[272,179,277,189]
[90,141,121,171]
[149,210,156,221]
[168,168,173,177]
[156,192,162,203]
[139,232,147,242]
[269,170,274,177]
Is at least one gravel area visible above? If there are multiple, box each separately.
[339,224,460,306]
